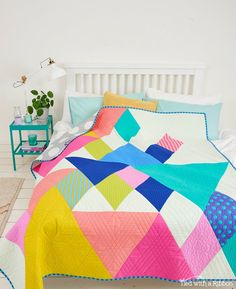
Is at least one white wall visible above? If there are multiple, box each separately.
[0,0,236,144]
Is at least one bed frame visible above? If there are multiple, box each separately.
[65,63,206,96]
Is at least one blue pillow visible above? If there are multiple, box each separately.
[156,99,222,140]
[69,92,144,126]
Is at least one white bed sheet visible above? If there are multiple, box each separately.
[213,130,236,167]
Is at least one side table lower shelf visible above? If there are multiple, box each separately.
[11,140,47,171]
[14,140,48,156]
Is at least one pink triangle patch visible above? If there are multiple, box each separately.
[74,212,157,277]
[6,211,31,253]
[116,214,194,280]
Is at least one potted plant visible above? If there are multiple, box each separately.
[27,90,54,120]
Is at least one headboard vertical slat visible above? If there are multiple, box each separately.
[79,74,84,92]
[168,75,173,93]
[183,75,189,95]
[159,75,165,91]
[134,74,141,93]
[119,74,125,95]
[103,74,109,93]
[176,75,182,94]
[86,74,92,93]
[143,75,150,93]
[126,74,132,93]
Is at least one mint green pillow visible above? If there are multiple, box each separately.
[123,92,144,99]
[69,96,103,126]
[156,99,222,140]
[69,92,144,126]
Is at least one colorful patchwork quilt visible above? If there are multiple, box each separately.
[0,107,236,289]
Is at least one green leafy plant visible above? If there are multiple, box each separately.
[27,90,54,117]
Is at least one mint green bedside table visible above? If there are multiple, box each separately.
[9,115,53,171]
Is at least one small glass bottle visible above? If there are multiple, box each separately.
[14,106,22,124]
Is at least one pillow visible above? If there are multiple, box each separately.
[123,92,144,99]
[62,91,101,124]
[104,91,157,112]
[145,88,221,105]
[156,99,222,140]
[69,96,103,126]
[68,92,145,126]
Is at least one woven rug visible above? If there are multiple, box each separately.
[0,177,24,236]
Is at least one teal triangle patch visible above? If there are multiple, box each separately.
[135,162,228,210]
[222,232,236,275]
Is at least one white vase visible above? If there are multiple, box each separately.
[38,108,49,121]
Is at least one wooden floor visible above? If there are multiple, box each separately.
[0,144,234,289]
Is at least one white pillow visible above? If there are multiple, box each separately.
[145,88,221,105]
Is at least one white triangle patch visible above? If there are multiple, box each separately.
[200,249,235,279]
[71,147,95,159]
[161,191,202,247]
[117,190,158,212]
[51,158,76,172]
[72,186,113,212]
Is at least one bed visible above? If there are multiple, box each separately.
[0,64,236,289]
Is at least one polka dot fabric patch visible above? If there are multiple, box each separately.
[204,191,236,247]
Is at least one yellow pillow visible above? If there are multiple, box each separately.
[103,91,157,112]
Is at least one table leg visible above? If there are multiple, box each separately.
[19,130,23,157]
[10,129,16,171]
[46,129,49,146]
[50,117,54,135]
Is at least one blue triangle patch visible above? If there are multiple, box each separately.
[66,157,127,185]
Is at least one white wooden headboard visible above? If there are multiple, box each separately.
[65,63,206,96]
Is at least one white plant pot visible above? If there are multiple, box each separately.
[38,108,49,121]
